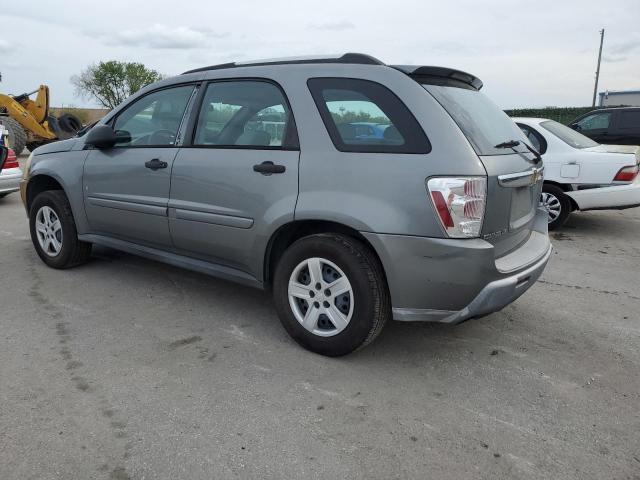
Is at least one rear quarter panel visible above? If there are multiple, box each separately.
[274,64,486,236]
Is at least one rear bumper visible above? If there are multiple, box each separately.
[0,169,22,194]
[362,208,551,323]
[567,177,640,211]
[392,244,551,323]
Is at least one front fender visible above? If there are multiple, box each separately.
[27,150,90,233]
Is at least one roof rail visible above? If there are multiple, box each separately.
[182,53,384,74]
[392,65,483,90]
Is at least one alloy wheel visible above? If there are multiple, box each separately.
[35,205,63,256]
[540,192,561,223]
[287,257,354,337]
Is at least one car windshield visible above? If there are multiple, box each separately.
[422,84,529,156]
[540,120,599,149]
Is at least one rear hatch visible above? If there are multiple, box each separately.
[412,72,544,257]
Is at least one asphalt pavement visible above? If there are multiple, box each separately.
[1,183,639,479]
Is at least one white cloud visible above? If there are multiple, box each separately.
[0,39,12,53]
[1,0,640,108]
[309,21,355,31]
[98,24,228,49]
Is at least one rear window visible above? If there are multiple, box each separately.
[422,84,528,156]
[308,78,431,154]
[540,120,598,149]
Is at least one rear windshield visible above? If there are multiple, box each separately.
[540,120,599,149]
[422,84,529,156]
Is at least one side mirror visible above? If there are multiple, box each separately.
[85,125,131,149]
[570,123,581,131]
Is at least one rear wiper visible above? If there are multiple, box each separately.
[522,141,543,164]
[495,139,542,164]
[494,140,520,149]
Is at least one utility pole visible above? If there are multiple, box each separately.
[592,28,605,107]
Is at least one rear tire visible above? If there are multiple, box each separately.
[29,190,92,269]
[273,234,390,356]
[541,183,571,230]
[0,116,27,154]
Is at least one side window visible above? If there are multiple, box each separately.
[113,85,195,147]
[517,123,547,154]
[576,112,612,130]
[307,78,430,153]
[194,81,296,148]
[620,110,640,127]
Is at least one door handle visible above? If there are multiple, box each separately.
[145,158,168,170]
[253,161,286,175]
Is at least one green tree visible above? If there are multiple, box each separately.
[71,61,164,109]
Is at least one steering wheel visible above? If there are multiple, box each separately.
[149,129,177,145]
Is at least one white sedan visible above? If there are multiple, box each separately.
[1,126,22,199]
[515,117,640,229]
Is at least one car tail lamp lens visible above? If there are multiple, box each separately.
[427,177,487,238]
[613,165,639,182]
[3,149,19,169]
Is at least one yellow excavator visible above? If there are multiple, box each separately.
[0,85,82,153]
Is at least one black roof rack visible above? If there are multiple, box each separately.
[392,65,483,90]
[182,53,384,75]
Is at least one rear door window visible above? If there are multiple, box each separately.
[193,80,297,149]
[307,78,430,153]
[620,110,640,128]
[575,112,612,131]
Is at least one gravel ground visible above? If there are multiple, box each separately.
[1,183,639,480]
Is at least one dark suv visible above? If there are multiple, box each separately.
[570,107,640,145]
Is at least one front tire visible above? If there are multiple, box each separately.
[541,183,571,230]
[273,234,390,356]
[29,190,91,268]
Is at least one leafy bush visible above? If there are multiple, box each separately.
[504,107,596,125]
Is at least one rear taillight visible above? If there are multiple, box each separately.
[427,177,487,238]
[613,165,639,182]
[3,149,19,169]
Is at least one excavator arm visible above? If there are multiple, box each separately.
[17,85,50,124]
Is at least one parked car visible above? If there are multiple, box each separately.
[21,53,551,356]
[516,117,639,229]
[343,122,389,141]
[0,127,22,198]
[569,107,640,145]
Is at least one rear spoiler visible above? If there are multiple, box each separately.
[391,65,483,91]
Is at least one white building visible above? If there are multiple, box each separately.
[598,90,640,107]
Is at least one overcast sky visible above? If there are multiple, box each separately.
[1,0,639,109]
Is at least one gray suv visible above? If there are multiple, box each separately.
[21,53,551,356]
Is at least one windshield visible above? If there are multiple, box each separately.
[540,120,599,149]
[423,84,529,156]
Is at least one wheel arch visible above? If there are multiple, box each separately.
[26,174,66,213]
[263,219,387,288]
[543,180,578,211]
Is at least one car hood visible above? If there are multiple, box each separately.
[32,138,79,156]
